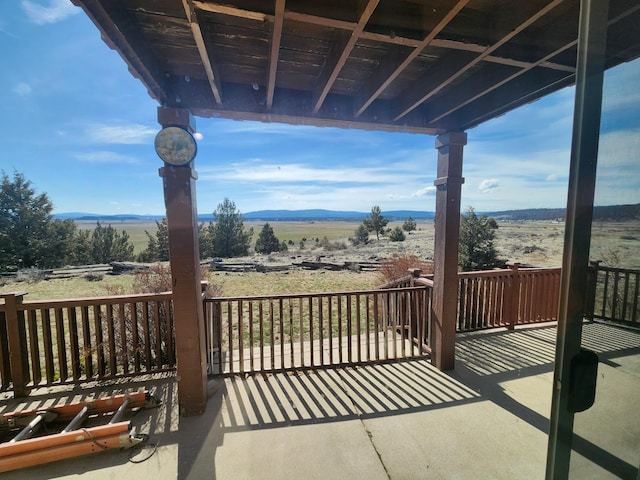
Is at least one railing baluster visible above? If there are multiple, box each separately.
[309,296,314,367]
[288,299,294,369]
[27,309,41,385]
[268,299,274,370]
[141,302,151,372]
[238,300,244,373]
[327,295,333,365]
[55,307,68,382]
[346,294,352,363]
[299,297,304,368]
[319,296,324,365]
[228,300,233,374]
[632,272,639,324]
[118,303,127,374]
[248,301,254,372]
[68,307,80,380]
[279,298,284,370]
[337,295,343,364]
[259,300,265,371]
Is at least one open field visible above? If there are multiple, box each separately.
[3,219,638,300]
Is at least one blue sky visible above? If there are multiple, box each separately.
[1,1,638,216]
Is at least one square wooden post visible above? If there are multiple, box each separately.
[158,107,208,415]
[431,132,466,371]
[1,292,31,397]
[505,263,521,330]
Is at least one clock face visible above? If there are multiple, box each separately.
[154,126,197,166]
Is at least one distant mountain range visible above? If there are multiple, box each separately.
[55,203,640,222]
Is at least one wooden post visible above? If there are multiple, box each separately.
[584,260,600,321]
[546,0,609,476]
[432,132,466,371]
[158,107,208,415]
[1,292,30,397]
[505,263,521,330]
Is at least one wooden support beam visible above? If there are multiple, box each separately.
[1,292,30,397]
[266,0,285,110]
[158,108,208,416]
[546,0,609,476]
[182,0,223,105]
[431,132,466,371]
[311,0,379,114]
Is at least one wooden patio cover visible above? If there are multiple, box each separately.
[72,0,640,135]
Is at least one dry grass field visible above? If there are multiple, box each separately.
[3,218,639,301]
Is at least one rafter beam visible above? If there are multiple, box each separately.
[427,1,640,126]
[192,1,267,21]
[191,1,575,79]
[266,0,285,110]
[426,41,577,126]
[354,0,469,117]
[393,0,566,122]
[183,0,222,105]
[311,0,380,114]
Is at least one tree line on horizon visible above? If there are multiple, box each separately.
[2,171,503,273]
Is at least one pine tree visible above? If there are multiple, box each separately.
[255,223,281,254]
[363,205,388,241]
[207,198,253,257]
[458,207,504,271]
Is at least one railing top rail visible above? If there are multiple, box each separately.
[458,267,561,278]
[205,285,429,303]
[4,291,174,310]
[414,277,434,287]
[377,274,414,290]
[591,264,640,275]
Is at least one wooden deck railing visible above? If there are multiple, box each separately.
[203,286,431,375]
[457,265,561,331]
[0,291,175,395]
[586,262,640,327]
[380,264,562,334]
[1,264,566,392]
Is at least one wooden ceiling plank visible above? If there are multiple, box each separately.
[354,0,470,117]
[266,0,285,110]
[311,0,380,114]
[193,1,268,22]
[195,2,575,76]
[456,72,575,131]
[285,11,356,31]
[427,1,640,126]
[393,0,566,122]
[427,41,577,125]
[183,0,223,104]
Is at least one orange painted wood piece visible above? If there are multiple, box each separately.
[0,391,149,430]
[0,422,139,473]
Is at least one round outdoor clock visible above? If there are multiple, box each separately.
[154,126,197,166]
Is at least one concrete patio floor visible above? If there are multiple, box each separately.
[2,321,639,479]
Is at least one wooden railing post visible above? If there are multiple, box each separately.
[584,260,600,321]
[408,268,422,337]
[1,292,31,397]
[505,263,521,330]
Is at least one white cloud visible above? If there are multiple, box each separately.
[200,162,407,185]
[21,0,79,25]
[74,151,138,164]
[13,82,32,96]
[479,178,499,192]
[86,124,156,144]
[412,186,436,197]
